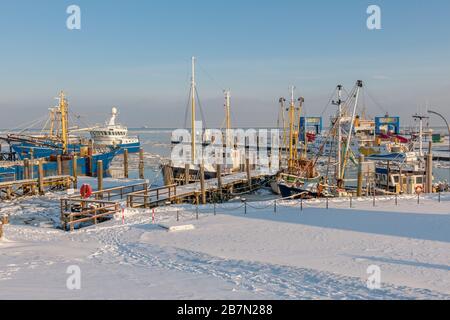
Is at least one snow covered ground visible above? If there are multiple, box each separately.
[1,179,449,300]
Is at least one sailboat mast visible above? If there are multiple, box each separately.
[191,56,196,164]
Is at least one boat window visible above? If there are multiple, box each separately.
[393,176,399,183]
[416,177,423,184]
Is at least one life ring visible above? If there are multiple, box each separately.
[415,185,423,194]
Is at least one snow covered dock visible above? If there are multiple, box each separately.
[0,183,449,299]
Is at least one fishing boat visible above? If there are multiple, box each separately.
[0,92,120,181]
[89,107,141,154]
[272,87,324,198]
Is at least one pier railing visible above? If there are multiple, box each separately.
[60,198,120,232]
[68,182,148,201]
[127,184,178,208]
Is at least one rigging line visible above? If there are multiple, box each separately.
[320,87,339,117]
[10,114,48,132]
[183,87,192,129]
[365,88,388,115]
[196,61,226,93]
[195,87,208,130]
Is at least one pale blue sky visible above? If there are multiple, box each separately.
[0,0,449,128]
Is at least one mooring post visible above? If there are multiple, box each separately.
[350,195,353,208]
[326,197,329,209]
[97,160,103,197]
[216,164,222,199]
[29,148,34,179]
[357,155,364,197]
[395,194,398,206]
[214,202,216,216]
[57,155,62,176]
[184,163,190,185]
[37,160,44,195]
[439,190,441,203]
[123,149,129,179]
[300,198,303,211]
[373,193,376,207]
[274,199,277,213]
[426,141,433,194]
[246,158,252,188]
[200,163,206,205]
[23,158,30,180]
[139,148,145,180]
[0,222,3,239]
[72,155,78,189]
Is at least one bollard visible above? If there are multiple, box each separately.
[417,193,420,205]
[395,194,398,206]
[326,197,329,209]
[244,200,247,215]
[196,204,199,220]
[439,191,441,203]
[177,210,179,222]
[274,200,277,213]
[300,198,303,212]
[373,194,376,207]
[214,203,216,216]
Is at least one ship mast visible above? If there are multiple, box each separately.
[340,80,363,181]
[224,90,232,148]
[288,86,297,168]
[59,91,69,154]
[332,85,343,181]
[191,56,196,164]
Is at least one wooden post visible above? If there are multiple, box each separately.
[72,156,78,189]
[38,160,44,195]
[184,163,190,185]
[97,160,103,196]
[357,155,364,197]
[426,141,433,194]
[1,215,9,225]
[23,159,30,180]
[200,163,206,205]
[138,148,145,179]
[123,149,129,179]
[57,155,62,176]
[246,158,252,188]
[216,164,222,199]
[29,149,34,179]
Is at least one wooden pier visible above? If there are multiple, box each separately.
[59,169,276,231]
[0,175,74,200]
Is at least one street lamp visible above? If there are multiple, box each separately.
[428,110,450,153]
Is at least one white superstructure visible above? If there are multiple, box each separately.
[89,107,139,147]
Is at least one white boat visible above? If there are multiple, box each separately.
[89,107,141,153]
